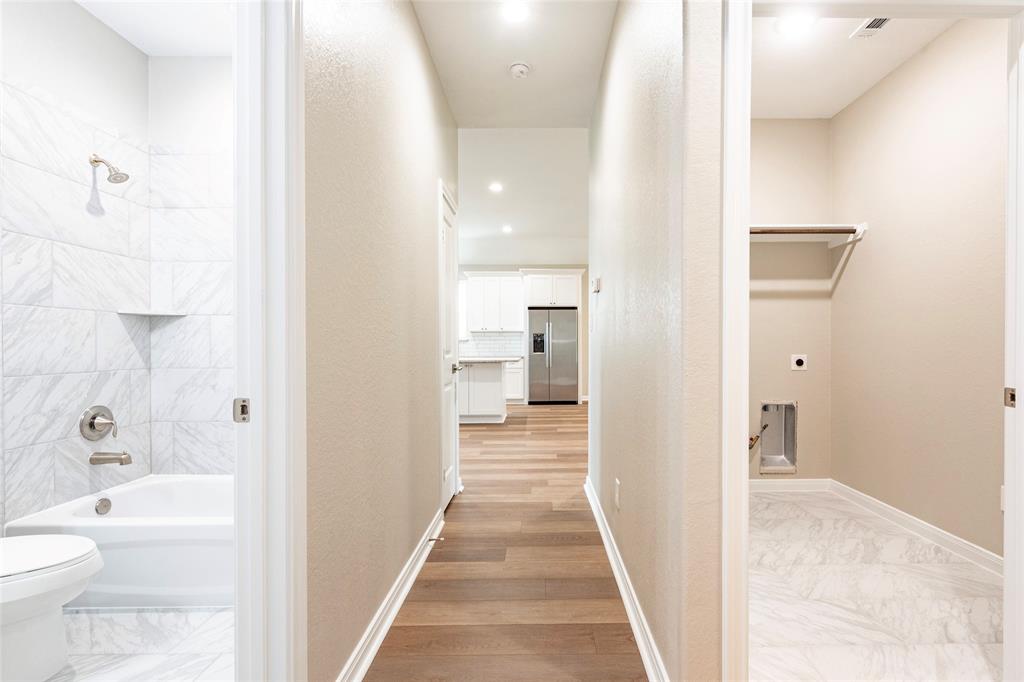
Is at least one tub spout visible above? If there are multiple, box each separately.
[90,451,132,466]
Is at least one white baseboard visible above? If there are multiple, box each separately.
[751,477,1003,576]
[336,507,445,681]
[581,395,589,403]
[829,479,1003,576]
[749,477,830,492]
[583,477,669,681]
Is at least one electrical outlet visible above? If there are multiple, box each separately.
[614,478,621,510]
[791,354,808,371]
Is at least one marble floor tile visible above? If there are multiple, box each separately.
[750,490,1003,681]
[54,608,234,682]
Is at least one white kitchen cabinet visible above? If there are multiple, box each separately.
[553,275,579,307]
[465,274,524,332]
[504,359,524,400]
[482,278,501,331]
[499,278,524,331]
[526,274,578,307]
[459,361,507,423]
[466,277,486,331]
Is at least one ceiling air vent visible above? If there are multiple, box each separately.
[850,18,890,39]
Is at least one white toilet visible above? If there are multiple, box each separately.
[1,535,103,681]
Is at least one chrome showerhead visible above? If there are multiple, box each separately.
[89,154,130,184]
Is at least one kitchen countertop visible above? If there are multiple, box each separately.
[460,356,522,363]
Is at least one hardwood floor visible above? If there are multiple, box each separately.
[365,404,647,681]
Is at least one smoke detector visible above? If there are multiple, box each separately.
[850,18,890,38]
[509,62,532,79]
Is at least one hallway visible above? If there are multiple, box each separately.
[365,404,646,680]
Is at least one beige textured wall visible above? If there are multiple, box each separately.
[304,2,457,679]
[750,120,833,479]
[589,1,721,677]
[830,19,1006,553]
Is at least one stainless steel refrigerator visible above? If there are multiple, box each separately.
[528,308,579,404]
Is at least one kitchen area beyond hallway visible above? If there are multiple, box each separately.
[365,404,646,681]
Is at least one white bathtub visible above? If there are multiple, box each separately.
[4,475,233,608]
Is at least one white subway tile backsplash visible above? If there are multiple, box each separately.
[459,331,525,358]
[2,231,52,305]
[3,304,95,377]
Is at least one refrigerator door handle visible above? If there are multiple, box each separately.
[545,321,552,368]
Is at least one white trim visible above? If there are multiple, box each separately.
[748,478,831,492]
[830,480,1003,576]
[580,395,589,403]
[583,478,669,682]
[1007,12,1024,681]
[721,1,752,680]
[235,2,307,680]
[336,509,446,682]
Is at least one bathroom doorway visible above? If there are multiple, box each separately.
[722,2,1024,679]
[0,2,268,679]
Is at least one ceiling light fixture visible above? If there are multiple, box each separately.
[774,12,817,39]
[502,1,529,23]
[502,225,513,234]
[489,181,503,193]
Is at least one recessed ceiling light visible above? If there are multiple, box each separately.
[502,224,513,234]
[774,12,817,39]
[509,62,531,80]
[502,1,529,23]
[489,181,503,193]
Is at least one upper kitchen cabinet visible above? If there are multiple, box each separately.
[465,274,524,332]
[525,272,580,308]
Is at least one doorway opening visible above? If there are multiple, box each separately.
[744,10,1012,679]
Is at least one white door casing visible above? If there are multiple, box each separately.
[440,182,460,506]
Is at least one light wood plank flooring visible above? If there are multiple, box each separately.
[365,404,647,681]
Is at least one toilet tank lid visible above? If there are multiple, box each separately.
[0,535,98,578]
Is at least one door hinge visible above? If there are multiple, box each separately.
[1005,387,1016,408]
[233,398,251,423]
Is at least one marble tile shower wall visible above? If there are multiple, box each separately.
[0,83,152,527]
[0,82,235,527]
[148,142,234,477]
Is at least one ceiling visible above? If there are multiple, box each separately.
[753,17,955,118]
[412,0,617,127]
[76,1,233,57]
[458,128,588,264]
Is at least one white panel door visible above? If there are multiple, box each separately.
[553,275,578,307]
[527,275,554,306]
[466,278,486,332]
[499,277,524,331]
[482,278,501,331]
[438,183,459,506]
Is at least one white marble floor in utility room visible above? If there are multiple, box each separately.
[750,491,1002,681]
[46,608,233,682]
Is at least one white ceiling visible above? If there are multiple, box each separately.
[76,1,234,57]
[412,0,617,127]
[459,128,588,264]
[753,17,955,118]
